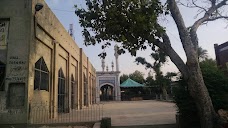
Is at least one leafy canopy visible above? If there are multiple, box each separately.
[129,70,145,84]
[200,59,228,110]
[120,70,145,84]
[174,59,228,117]
[120,74,129,84]
[75,0,166,57]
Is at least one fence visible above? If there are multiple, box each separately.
[29,103,103,124]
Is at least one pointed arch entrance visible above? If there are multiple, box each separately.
[100,84,114,101]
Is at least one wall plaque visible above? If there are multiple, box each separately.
[8,83,25,108]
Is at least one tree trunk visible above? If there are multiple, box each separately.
[166,1,217,127]
[186,63,216,128]
[161,85,168,100]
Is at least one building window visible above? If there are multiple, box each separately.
[0,61,6,91]
[58,68,66,112]
[34,57,49,91]
[71,74,75,109]
[84,73,88,106]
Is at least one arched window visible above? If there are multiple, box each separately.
[58,68,66,112]
[34,57,49,91]
[84,73,88,106]
[0,61,6,91]
[71,74,75,109]
[58,68,65,94]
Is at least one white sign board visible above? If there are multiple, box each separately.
[0,20,9,49]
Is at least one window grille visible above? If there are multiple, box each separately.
[58,68,66,113]
[0,61,5,91]
[71,74,75,109]
[34,57,49,91]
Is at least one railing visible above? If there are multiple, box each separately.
[29,103,103,124]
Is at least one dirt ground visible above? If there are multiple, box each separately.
[102,100,177,126]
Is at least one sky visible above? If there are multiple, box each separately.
[45,0,228,78]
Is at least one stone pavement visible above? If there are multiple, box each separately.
[102,100,177,126]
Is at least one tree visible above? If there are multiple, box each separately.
[75,0,228,127]
[144,75,155,95]
[174,59,228,127]
[129,70,145,84]
[120,74,129,84]
[136,49,172,100]
[200,59,228,111]
[145,75,155,87]
[198,46,208,61]
[120,71,145,84]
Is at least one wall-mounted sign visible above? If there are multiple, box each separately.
[0,20,9,49]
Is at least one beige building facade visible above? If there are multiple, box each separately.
[0,0,96,124]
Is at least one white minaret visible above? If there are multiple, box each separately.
[106,65,109,72]
[111,61,114,71]
[114,45,121,101]
[101,58,105,72]
[114,45,119,71]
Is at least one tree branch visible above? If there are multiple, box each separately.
[210,0,216,6]
[153,33,189,79]
[177,0,208,18]
[192,0,208,12]
[167,0,197,62]
[189,0,228,51]
[191,0,228,31]
[207,15,228,21]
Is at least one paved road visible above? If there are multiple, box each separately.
[102,100,177,126]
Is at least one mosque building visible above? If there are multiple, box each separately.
[0,0,96,124]
[96,45,121,102]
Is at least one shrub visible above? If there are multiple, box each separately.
[173,59,228,127]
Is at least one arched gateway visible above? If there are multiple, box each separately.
[96,45,121,102]
[100,84,114,101]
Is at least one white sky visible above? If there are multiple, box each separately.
[45,0,228,77]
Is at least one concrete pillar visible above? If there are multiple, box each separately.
[115,76,118,101]
[53,41,59,118]
[76,61,79,110]
[79,48,83,109]
[68,53,71,112]
[96,77,100,103]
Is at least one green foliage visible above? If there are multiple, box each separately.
[174,59,228,124]
[129,70,145,84]
[165,72,177,79]
[200,59,228,110]
[198,46,208,61]
[75,0,165,57]
[135,49,176,87]
[120,70,145,84]
[173,78,198,114]
[120,74,129,84]
[173,81,200,127]
[145,75,156,86]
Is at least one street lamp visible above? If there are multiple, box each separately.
[35,3,43,14]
